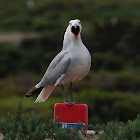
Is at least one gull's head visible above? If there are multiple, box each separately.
[69,19,81,40]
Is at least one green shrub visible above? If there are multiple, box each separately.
[52,126,81,140]
[98,115,140,140]
[1,102,140,139]
[0,102,80,140]
[0,102,46,140]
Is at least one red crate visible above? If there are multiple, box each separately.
[53,103,88,129]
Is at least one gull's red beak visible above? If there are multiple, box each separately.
[71,25,80,40]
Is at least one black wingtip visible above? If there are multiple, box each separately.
[24,92,33,98]
[24,86,43,98]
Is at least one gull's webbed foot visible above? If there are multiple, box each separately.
[64,101,76,106]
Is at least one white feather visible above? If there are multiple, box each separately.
[34,86,55,103]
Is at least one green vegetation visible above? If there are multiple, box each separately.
[98,115,140,140]
[0,103,81,140]
[1,103,140,139]
[0,0,140,126]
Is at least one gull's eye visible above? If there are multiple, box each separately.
[79,21,81,24]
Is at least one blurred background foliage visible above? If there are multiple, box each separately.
[0,0,140,124]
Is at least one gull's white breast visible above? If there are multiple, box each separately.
[61,43,91,84]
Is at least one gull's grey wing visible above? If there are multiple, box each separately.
[36,51,71,87]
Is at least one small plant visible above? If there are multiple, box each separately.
[78,116,140,140]
[98,115,140,140]
[52,126,81,140]
[0,102,46,140]
[2,103,140,140]
[0,102,80,140]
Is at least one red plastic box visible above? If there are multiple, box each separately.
[53,103,88,129]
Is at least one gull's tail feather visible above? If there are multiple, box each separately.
[34,85,55,103]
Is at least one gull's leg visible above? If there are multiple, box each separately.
[61,85,67,102]
[67,82,76,105]
[61,83,76,106]
[70,82,74,101]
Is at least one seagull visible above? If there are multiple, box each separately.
[25,19,91,105]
